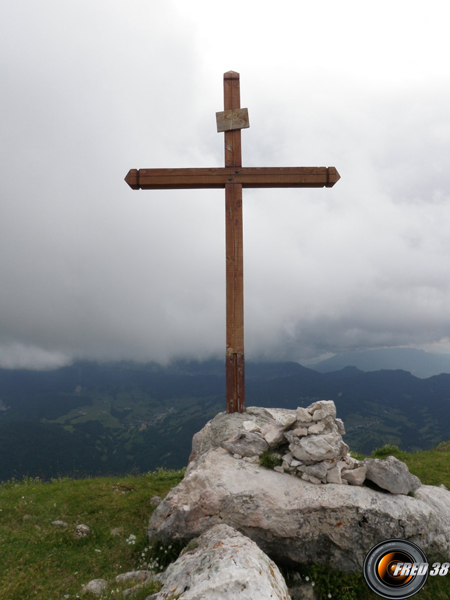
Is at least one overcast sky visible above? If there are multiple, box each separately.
[1,0,450,369]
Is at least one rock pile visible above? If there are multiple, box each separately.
[216,400,420,492]
[79,400,450,599]
[149,401,450,574]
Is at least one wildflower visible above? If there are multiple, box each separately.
[305,576,309,581]
[328,595,332,599]
[311,582,315,587]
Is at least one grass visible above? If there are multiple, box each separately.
[0,468,184,599]
[1,444,450,599]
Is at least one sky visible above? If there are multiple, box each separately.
[1,0,450,370]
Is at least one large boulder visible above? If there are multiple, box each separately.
[148,524,290,600]
[363,456,421,494]
[149,447,450,572]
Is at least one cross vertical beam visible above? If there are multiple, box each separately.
[224,71,245,413]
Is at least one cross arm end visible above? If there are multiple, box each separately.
[326,167,341,187]
[125,169,140,190]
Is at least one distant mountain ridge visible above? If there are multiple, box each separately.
[2,359,450,481]
[312,348,450,378]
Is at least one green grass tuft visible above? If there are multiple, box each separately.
[259,449,283,469]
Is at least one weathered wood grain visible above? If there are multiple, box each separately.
[224,72,245,413]
[125,167,340,190]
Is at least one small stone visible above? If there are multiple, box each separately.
[273,466,285,474]
[222,431,269,458]
[323,459,336,470]
[233,453,242,459]
[282,452,294,464]
[341,455,359,469]
[297,432,343,461]
[75,524,91,538]
[309,400,337,420]
[302,473,322,485]
[150,495,162,507]
[326,466,343,484]
[292,427,309,437]
[52,520,68,527]
[336,418,346,435]
[296,407,313,423]
[243,455,259,464]
[81,578,108,597]
[265,409,298,429]
[262,425,286,447]
[110,527,122,536]
[342,466,367,486]
[302,462,328,480]
[290,443,314,462]
[242,420,261,433]
[308,421,326,435]
[290,459,302,467]
[116,570,153,583]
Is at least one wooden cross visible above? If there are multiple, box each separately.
[125,71,340,414]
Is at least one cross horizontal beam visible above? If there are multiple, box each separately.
[125,166,340,190]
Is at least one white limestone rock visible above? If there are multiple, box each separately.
[364,456,421,495]
[342,466,367,486]
[243,420,261,433]
[190,407,295,462]
[326,466,343,484]
[299,462,328,480]
[336,418,346,435]
[115,570,153,584]
[309,400,337,420]
[291,432,347,462]
[282,452,294,464]
[307,421,326,435]
[148,448,450,571]
[51,520,68,527]
[291,426,309,437]
[295,407,313,423]
[301,472,322,485]
[263,425,287,447]
[221,431,269,457]
[151,524,291,600]
[75,524,91,538]
[81,579,108,597]
[265,408,298,429]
